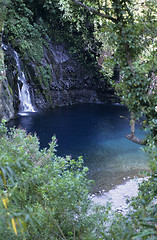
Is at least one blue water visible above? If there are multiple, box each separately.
[8,103,149,192]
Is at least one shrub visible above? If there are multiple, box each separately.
[0,122,111,239]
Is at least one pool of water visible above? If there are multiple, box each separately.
[7,103,149,193]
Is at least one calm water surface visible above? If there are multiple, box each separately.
[8,103,149,193]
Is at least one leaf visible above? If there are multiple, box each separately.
[0,167,7,187]
[11,218,18,236]
[133,230,157,239]
[2,197,9,209]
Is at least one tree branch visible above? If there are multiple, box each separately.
[72,0,118,23]
[126,134,146,145]
[126,112,146,145]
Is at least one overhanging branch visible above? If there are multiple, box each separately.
[126,112,146,145]
[126,134,146,145]
[72,0,118,23]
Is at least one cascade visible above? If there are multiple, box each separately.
[14,51,35,115]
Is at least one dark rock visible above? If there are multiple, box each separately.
[2,39,116,119]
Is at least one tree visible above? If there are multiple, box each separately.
[53,0,157,145]
[1,1,157,239]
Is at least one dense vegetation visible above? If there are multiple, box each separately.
[2,0,104,105]
[0,121,156,239]
[3,0,100,63]
[55,0,157,144]
[0,0,157,239]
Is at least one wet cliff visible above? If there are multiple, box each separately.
[1,0,115,120]
[0,45,15,121]
[3,39,114,115]
[22,41,115,109]
[0,1,14,121]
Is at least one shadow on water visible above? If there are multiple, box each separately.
[7,103,149,193]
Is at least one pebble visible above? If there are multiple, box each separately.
[92,177,145,214]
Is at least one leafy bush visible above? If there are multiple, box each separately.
[0,122,112,239]
[0,120,157,239]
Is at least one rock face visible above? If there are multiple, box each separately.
[0,45,14,121]
[2,44,20,116]
[24,43,98,109]
[24,41,114,110]
[0,76,15,120]
[2,39,115,119]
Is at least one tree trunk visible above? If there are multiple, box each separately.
[126,112,146,145]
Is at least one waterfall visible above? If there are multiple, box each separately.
[14,51,36,115]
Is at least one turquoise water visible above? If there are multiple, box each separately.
[8,103,149,192]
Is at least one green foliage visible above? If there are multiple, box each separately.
[42,0,100,66]
[0,123,156,239]
[102,141,157,240]
[4,13,46,62]
[1,0,157,238]
[56,0,157,141]
[4,0,101,66]
[0,122,113,239]
[0,0,10,32]
[3,0,102,107]
[128,141,157,240]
